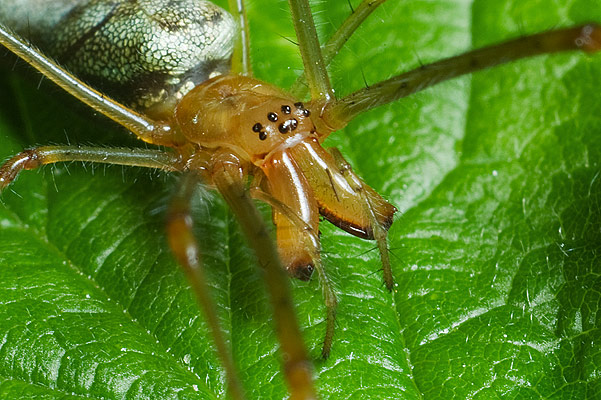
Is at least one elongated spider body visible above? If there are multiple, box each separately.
[0,0,600,399]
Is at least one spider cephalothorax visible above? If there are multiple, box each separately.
[175,75,317,163]
[174,74,396,279]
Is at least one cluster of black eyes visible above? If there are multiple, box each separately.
[253,102,311,141]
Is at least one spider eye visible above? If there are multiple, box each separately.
[259,131,267,140]
[278,123,289,134]
[252,123,262,132]
[293,102,310,117]
[278,118,298,134]
[267,112,278,122]
[281,105,291,114]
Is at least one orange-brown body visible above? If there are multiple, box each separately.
[174,75,396,279]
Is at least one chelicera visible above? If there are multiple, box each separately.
[0,0,600,398]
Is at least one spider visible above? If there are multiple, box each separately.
[0,0,600,399]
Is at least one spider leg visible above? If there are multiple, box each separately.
[321,23,601,129]
[313,251,337,360]
[319,0,390,68]
[210,150,317,399]
[251,188,339,359]
[291,0,390,97]
[287,0,334,102]
[228,0,252,76]
[0,25,186,147]
[328,148,394,291]
[0,145,183,190]
[165,173,246,400]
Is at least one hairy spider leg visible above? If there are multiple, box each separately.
[328,147,395,291]
[288,0,334,102]
[290,0,390,98]
[324,24,601,127]
[228,0,252,76]
[0,146,183,190]
[0,24,185,148]
[210,150,316,400]
[166,173,246,400]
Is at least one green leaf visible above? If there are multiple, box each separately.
[1,0,600,398]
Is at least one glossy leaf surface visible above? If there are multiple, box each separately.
[0,0,600,398]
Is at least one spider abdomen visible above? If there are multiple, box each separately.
[0,0,237,113]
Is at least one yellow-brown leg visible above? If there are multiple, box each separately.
[0,145,183,191]
[290,0,390,97]
[228,0,252,76]
[329,148,395,291]
[165,173,246,400]
[251,187,339,359]
[0,25,186,147]
[210,150,317,400]
[323,24,601,128]
[287,0,334,102]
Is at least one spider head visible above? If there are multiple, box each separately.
[175,75,316,164]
